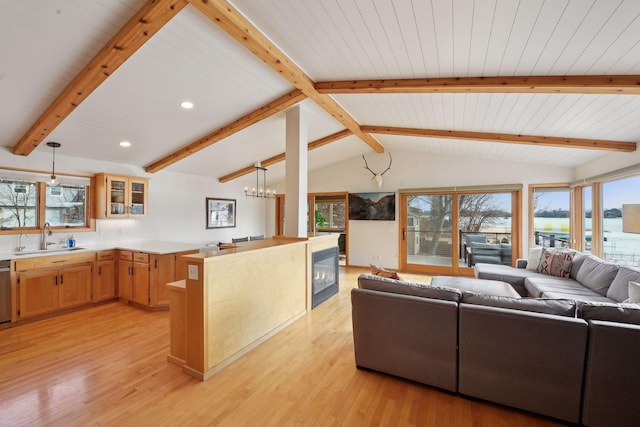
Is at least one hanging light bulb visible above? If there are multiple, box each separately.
[46,142,61,185]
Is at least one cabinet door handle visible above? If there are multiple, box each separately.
[60,274,64,285]
[55,275,58,286]
[98,266,102,275]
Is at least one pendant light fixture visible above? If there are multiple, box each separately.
[46,141,61,185]
[244,162,275,199]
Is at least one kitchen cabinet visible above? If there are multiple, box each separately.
[93,251,116,302]
[118,251,152,307]
[117,250,193,309]
[18,269,58,318]
[94,173,148,219]
[150,253,176,307]
[18,263,92,319]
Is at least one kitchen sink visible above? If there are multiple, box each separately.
[13,247,85,256]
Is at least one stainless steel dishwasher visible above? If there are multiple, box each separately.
[0,260,10,324]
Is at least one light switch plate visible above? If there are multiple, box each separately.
[188,264,198,280]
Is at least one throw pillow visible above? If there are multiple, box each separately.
[536,248,575,278]
[526,247,543,271]
[369,264,401,281]
[630,281,640,303]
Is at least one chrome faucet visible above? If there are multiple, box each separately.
[41,222,53,250]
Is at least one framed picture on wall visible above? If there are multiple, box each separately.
[206,197,236,228]
[348,192,395,220]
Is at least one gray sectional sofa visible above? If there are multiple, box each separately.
[351,270,640,426]
[474,249,633,302]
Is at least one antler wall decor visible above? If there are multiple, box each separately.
[362,152,392,187]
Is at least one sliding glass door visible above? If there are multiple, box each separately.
[402,194,454,273]
[400,188,520,276]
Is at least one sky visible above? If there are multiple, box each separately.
[407,174,639,214]
[538,175,640,211]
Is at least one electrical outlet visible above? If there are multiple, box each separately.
[188,264,198,280]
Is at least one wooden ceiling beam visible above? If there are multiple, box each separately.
[361,125,636,153]
[187,0,383,154]
[218,129,353,183]
[315,75,640,95]
[12,0,188,156]
[145,89,307,173]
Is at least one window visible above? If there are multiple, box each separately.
[583,186,593,254]
[602,175,640,266]
[45,183,87,227]
[459,192,513,266]
[0,178,38,229]
[0,171,92,234]
[314,196,345,231]
[531,186,571,248]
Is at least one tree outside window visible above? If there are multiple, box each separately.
[0,179,37,228]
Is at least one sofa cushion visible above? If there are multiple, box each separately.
[357,274,462,302]
[575,255,619,296]
[469,242,501,255]
[541,291,613,304]
[466,234,487,244]
[606,266,640,303]
[570,252,587,280]
[579,301,640,325]
[431,276,520,298]
[462,293,577,317]
[536,248,575,278]
[474,263,546,297]
[524,276,585,298]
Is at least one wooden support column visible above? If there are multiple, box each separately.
[284,106,308,238]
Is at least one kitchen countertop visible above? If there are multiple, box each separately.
[0,240,203,261]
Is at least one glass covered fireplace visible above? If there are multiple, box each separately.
[311,246,339,308]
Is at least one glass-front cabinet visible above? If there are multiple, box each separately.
[94,173,148,218]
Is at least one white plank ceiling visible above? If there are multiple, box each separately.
[2,0,640,184]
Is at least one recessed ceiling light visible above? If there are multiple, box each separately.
[119,141,132,148]
[180,101,194,109]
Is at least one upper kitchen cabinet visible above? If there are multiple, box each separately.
[94,173,149,219]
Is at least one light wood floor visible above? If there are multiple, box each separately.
[0,267,565,427]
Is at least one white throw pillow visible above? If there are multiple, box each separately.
[629,281,640,303]
[526,247,543,271]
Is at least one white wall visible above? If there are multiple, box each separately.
[143,171,273,244]
[574,150,640,182]
[307,151,574,268]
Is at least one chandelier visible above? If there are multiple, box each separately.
[244,162,275,199]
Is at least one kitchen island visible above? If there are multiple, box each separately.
[168,234,339,380]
